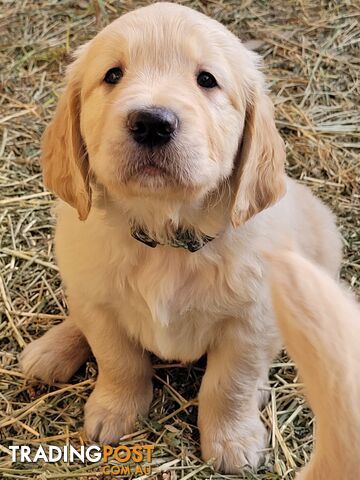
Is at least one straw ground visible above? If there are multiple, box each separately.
[0,1,359,479]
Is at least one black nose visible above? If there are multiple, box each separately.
[127,107,179,146]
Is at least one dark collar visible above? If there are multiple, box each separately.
[131,225,215,252]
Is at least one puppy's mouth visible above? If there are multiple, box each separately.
[137,162,169,178]
[121,146,180,185]
[109,138,197,190]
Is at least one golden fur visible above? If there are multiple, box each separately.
[267,250,360,479]
[21,3,342,473]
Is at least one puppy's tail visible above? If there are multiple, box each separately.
[266,250,360,480]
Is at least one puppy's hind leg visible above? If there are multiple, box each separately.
[21,317,91,384]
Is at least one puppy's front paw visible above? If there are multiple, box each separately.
[200,414,267,473]
[84,382,153,444]
[21,323,90,384]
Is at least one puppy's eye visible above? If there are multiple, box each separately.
[197,71,218,89]
[104,67,123,84]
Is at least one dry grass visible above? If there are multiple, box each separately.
[0,0,359,479]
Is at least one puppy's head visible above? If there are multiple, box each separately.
[42,2,285,225]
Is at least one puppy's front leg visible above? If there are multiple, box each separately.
[72,303,153,444]
[199,321,274,473]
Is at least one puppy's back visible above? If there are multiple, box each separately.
[287,178,342,278]
[267,250,360,480]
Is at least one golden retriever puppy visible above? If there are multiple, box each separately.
[267,250,360,480]
[21,3,342,473]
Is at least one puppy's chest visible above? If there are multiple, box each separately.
[114,248,259,361]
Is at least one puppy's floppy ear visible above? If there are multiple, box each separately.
[41,53,91,221]
[231,86,286,227]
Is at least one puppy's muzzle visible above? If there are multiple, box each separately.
[127,107,179,147]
